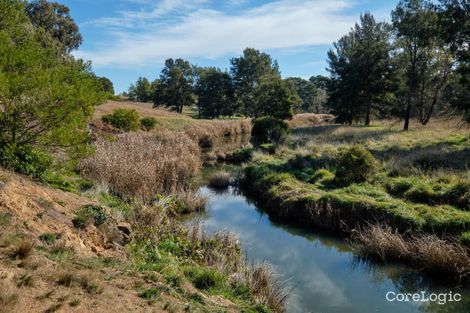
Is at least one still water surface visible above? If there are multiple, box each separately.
[190,186,470,313]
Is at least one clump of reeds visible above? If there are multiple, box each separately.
[184,119,252,147]
[207,171,231,189]
[80,131,201,201]
[352,224,470,283]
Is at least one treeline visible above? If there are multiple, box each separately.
[0,0,109,178]
[128,0,468,130]
[327,0,469,129]
[127,50,329,119]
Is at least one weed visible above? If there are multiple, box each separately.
[39,233,59,244]
[184,266,226,290]
[73,205,108,229]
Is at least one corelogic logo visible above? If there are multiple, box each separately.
[386,291,461,305]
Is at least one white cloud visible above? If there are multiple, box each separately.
[76,0,357,68]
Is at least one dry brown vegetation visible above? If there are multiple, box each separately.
[80,131,201,201]
[207,171,231,188]
[352,224,470,282]
[287,113,335,128]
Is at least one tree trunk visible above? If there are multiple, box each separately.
[365,102,371,126]
[404,92,412,131]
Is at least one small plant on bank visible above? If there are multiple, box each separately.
[101,108,140,131]
[140,117,157,131]
[251,117,289,145]
[39,233,59,245]
[334,145,377,186]
[226,146,254,163]
[72,205,108,229]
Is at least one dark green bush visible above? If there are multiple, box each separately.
[334,145,377,186]
[101,108,140,131]
[251,117,289,145]
[72,205,108,229]
[226,146,254,163]
[140,116,157,131]
[0,145,51,179]
[39,233,59,244]
[185,266,225,290]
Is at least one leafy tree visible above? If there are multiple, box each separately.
[195,67,236,118]
[230,48,280,116]
[285,77,317,113]
[309,75,331,90]
[392,0,449,129]
[26,0,82,52]
[252,75,295,120]
[98,77,114,95]
[129,77,153,102]
[0,0,105,171]
[327,13,394,125]
[438,0,470,122]
[153,58,195,113]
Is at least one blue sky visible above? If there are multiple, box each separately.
[64,0,399,93]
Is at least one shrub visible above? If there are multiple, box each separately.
[39,233,59,244]
[72,205,108,229]
[334,145,377,186]
[208,171,231,189]
[226,146,254,163]
[251,117,289,145]
[80,132,201,200]
[101,108,140,131]
[184,266,225,290]
[140,117,157,131]
[0,145,51,179]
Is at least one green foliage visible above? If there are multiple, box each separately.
[184,266,226,290]
[26,0,82,52]
[226,147,254,163]
[230,48,281,117]
[139,287,160,300]
[460,232,470,246]
[72,205,108,229]
[0,145,51,179]
[101,108,140,131]
[335,145,377,185]
[251,117,289,145]
[252,75,295,119]
[140,117,157,131]
[327,13,394,125]
[195,67,237,118]
[0,0,105,175]
[39,233,59,244]
[284,77,318,113]
[128,77,154,102]
[309,169,335,184]
[154,58,195,113]
[259,143,276,155]
[98,77,114,95]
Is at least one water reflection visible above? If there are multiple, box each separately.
[190,186,470,313]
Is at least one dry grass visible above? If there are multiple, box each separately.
[9,240,34,260]
[0,284,18,312]
[184,119,252,147]
[207,171,231,189]
[243,263,290,313]
[352,224,470,282]
[287,113,335,128]
[80,131,201,201]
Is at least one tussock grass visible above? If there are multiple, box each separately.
[287,113,335,128]
[0,284,18,312]
[9,240,34,260]
[80,131,201,201]
[352,224,470,282]
[207,171,231,189]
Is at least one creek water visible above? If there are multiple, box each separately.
[189,185,470,313]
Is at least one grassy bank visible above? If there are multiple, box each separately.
[243,120,470,283]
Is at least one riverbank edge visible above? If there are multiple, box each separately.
[242,163,470,285]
